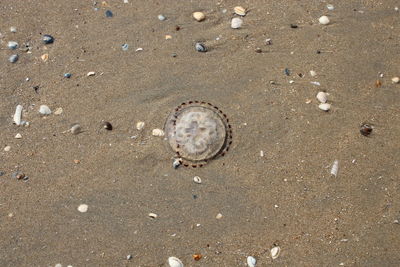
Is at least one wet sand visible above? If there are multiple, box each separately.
[1,0,400,266]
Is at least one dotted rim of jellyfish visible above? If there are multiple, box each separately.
[166,101,233,168]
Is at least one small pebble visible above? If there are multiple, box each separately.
[148,213,158,219]
[284,68,290,76]
[193,12,205,22]
[136,121,145,130]
[391,77,400,84]
[318,103,331,111]
[319,15,330,25]
[360,123,373,136]
[234,6,247,16]
[39,105,52,115]
[70,124,82,135]
[4,146,11,152]
[231,17,243,29]
[7,41,19,50]
[260,150,264,157]
[78,204,88,213]
[42,34,54,44]
[64,73,72,78]
[193,176,202,184]
[10,26,17,33]
[122,43,129,51]
[171,53,177,57]
[9,54,19,63]
[216,213,223,219]
[87,71,96,76]
[158,14,166,21]
[15,133,22,139]
[152,128,165,136]
[54,107,63,115]
[316,92,328,103]
[195,42,207,52]
[0,171,5,176]
[255,47,262,53]
[105,10,113,17]
[165,35,172,40]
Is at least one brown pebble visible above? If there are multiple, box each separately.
[375,80,382,87]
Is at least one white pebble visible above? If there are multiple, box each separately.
[168,257,184,267]
[193,176,202,184]
[391,77,400,84]
[330,160,339,177]
[319,103,331,111]
[193,12,205,22]
[316,92,328,103]
[87,71,95,76]
[319,15,330,25]
[136,121,145,130]
[231,17,243,29]
[310,70,317,77]
[15,133,22,139]
[70,124,82,135]
[216,213,223,219]
[39,105,52,115]
[148,213,158,219]
[4,146,11,152]
[13,105,23,126]
[326,4,335,11]
[152,128,164,136]
[271,246,281,259]
[78,204,88,213]
[247,256,257,267]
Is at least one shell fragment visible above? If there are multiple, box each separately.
[13,105,23,125]
[271,246,281,259]
[168,257,184,267]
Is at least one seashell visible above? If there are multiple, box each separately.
[319,15,330,25]
[158,14,166,21]
[234,6,247,16]
[136,121,145,130]
[192,254,202,261]
[54,107,63,115]
[15,133,22,139]
[8,41,19,50]
[216,213,223,219]
[330,160,339,177]
[231,17,243,29]
[13,105,23,126]
[41,53,49,62]
[64,73,72,78]
[316,92,328,103]
[152,128,165,136]
[193,12,205,22]
[10,26,17,33]
[148,213,158,218]
[39,105,52,115]
[391,77,400,84]
[70,124,82,135]
[122,43,129,51]
[326,4,334,11]
[87,71,96,76]
[42,34,54,44]
[193,176,202,184]
[310,70,317,77]
[247,256,257,267]
[195,42,207,52]
[168,257,184,267]
[101,121,113,130]
[78,204,88,213]
[270,246,280,259]
[9,54,19,63]
[318,103,331,111]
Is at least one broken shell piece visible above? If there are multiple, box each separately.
[247,256,257,267]
[41,53,49,62]
[101,121,113,130]
[39,105,52,115]
[319,15,330,25]
[152,128,165,136]
[270,246,281,259]
[87,71,96,76]
[70,124,82,135]
[78,204,88,213]
[192,12,205,22]
[330,160,339,177]
[168,257,184,267]
[234,6,247,16]
[193,176,202,184]
[316,92,328,103]
[310,70,317,77]
[54,107,63,115]
[391,77,400,84]
[192,254,202,261]
[136,121,145,130]
[15,133,22,139]
[13,105,23,125]
[216,213,223,219]
[173,158,182,169]
[148,213,158,219]
[318,103,331,111]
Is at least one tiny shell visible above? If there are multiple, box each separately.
[326,4,335,11]
[168,257,184,267]
[319,15,330,25]
[4,146,11,152]
[148,213,158,218]
[318,103,331,111]
[231,17,243,29]
[192,254,202,261]
[13,105,23,125]
[102,121,113,130]
[70,124,82,134]
[173,158,182,169]
[39,105,52,115]
[310,70,317,77]
[234,6,247,16]
[216,213,223,219]
[158,14,166,21]
[193,176,202,184]
[54,107,63,115]
[330,160,339,177]
[193,11,205,22]
[391,77,400,84]
[78,204,88,213]
[152,128,165,136]
[195,42,207,52]
[15,133,22,139]
[41,53,49,62]
[247,256,257,267]
[270,246,280,259]
[136,121,145,130]
[316,92,328,103]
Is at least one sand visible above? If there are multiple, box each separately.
[1,0,400,266]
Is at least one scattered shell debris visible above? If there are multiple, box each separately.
[87,71,96,76]
[216,213,223,219]
[319,15,330,25]
[391,77,400,84]
[54,107,63,115]
[270,246,281,259]
[4,146,11,152]
[77,204,88,213]
[15,133,22,139]
[168,256,184,267]
[310,70,317,77]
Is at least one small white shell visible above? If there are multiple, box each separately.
[168,257,184,267]
[216,213,223,219]
[316,92,328,103]
[247,256,257,267]
[231,17,243,29]
[330,160,339,177]
[136,121,145,130]
[326,4,335,11]
[270,246,280,259]
[152,128,164,136]
[87,71,96,76]
[148,213,158,219]
[54,107,63,115]
[318,103,331,111]
[310,70,317,77]
[15,133,22,139]
[78,204,88,213]
[319,15,330,25]
[391,77,400,84]
[234,6,247,16]
[13,105,23,125]
[39,105,52,115]
[193,176,202,184]
[70,124,82,135]
[192,12,205,22]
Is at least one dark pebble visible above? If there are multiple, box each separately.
[290,24,298,28]
[0,171,5,176]
[195,43,207,52]
[284,68,291,76]
[105,10,113,17]
[42,34,54,44]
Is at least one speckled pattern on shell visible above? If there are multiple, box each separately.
[164,101,232,167]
